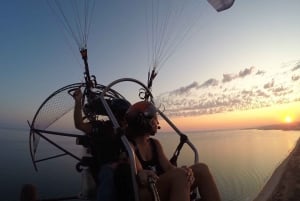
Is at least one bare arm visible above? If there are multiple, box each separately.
[129,142,159,185]
[152,138,175,172]
[154,138,195,185]
[73,88,92,134]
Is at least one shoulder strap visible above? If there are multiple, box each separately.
[149,138,158,159]
[148,138,164,175]
[128,139,144,163]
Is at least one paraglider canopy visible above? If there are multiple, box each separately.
[145,0,235,92]
[207,0,235,12]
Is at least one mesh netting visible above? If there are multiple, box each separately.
[34,85,78,130]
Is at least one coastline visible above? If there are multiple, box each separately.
[253,137,300,201]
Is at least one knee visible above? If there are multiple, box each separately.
[171,168,190,185]
[191,163,211,178]
[195,163,209,171]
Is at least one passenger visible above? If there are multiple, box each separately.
[72,88,131,201]
[125,101,221,201]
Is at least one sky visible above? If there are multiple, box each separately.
[0,0,299,131]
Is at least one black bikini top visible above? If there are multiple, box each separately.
[130,138,164,175]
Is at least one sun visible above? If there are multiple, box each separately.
[284,116,293,124]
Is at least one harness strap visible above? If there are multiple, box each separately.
[169,134,188,166]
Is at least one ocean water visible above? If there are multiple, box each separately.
[157,129,300,201]
[1,128,299,201]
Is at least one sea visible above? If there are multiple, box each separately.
[1,127,299,201]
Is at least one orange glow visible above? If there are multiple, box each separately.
[159,102,300,132]
[284,116,293,124]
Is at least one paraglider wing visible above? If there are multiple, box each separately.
[207,0,235,12]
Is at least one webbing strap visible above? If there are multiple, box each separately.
[148,177,161,201]
[169,134,188,166]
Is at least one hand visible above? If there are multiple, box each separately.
[72,88,83,102]
[181,166,195,186]
[137,170,159,186]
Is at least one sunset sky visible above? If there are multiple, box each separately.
[0,0,299,131]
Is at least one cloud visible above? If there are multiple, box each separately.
[222,67,256,83]
[256,89,270,98]
[263,79,274,89]
[238,66,255,78]
[222,73,237,83]
[156,60,300,117]
[272,86,293,96]
[169,81,199,96]
[292,75,300,81]
[292,64,300,71]
[256,70,265,75]
[199,78,219,88]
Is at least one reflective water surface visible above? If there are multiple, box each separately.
[157,129,300,201]
[1,128,299,201]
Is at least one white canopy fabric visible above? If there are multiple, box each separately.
[207,0,235,12]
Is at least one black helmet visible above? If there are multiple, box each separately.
[83,97,131,119]
[110,98,131,117]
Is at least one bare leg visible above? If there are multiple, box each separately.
[190,163,221,201]
[139,168,190,201]
[156,168,190,201]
